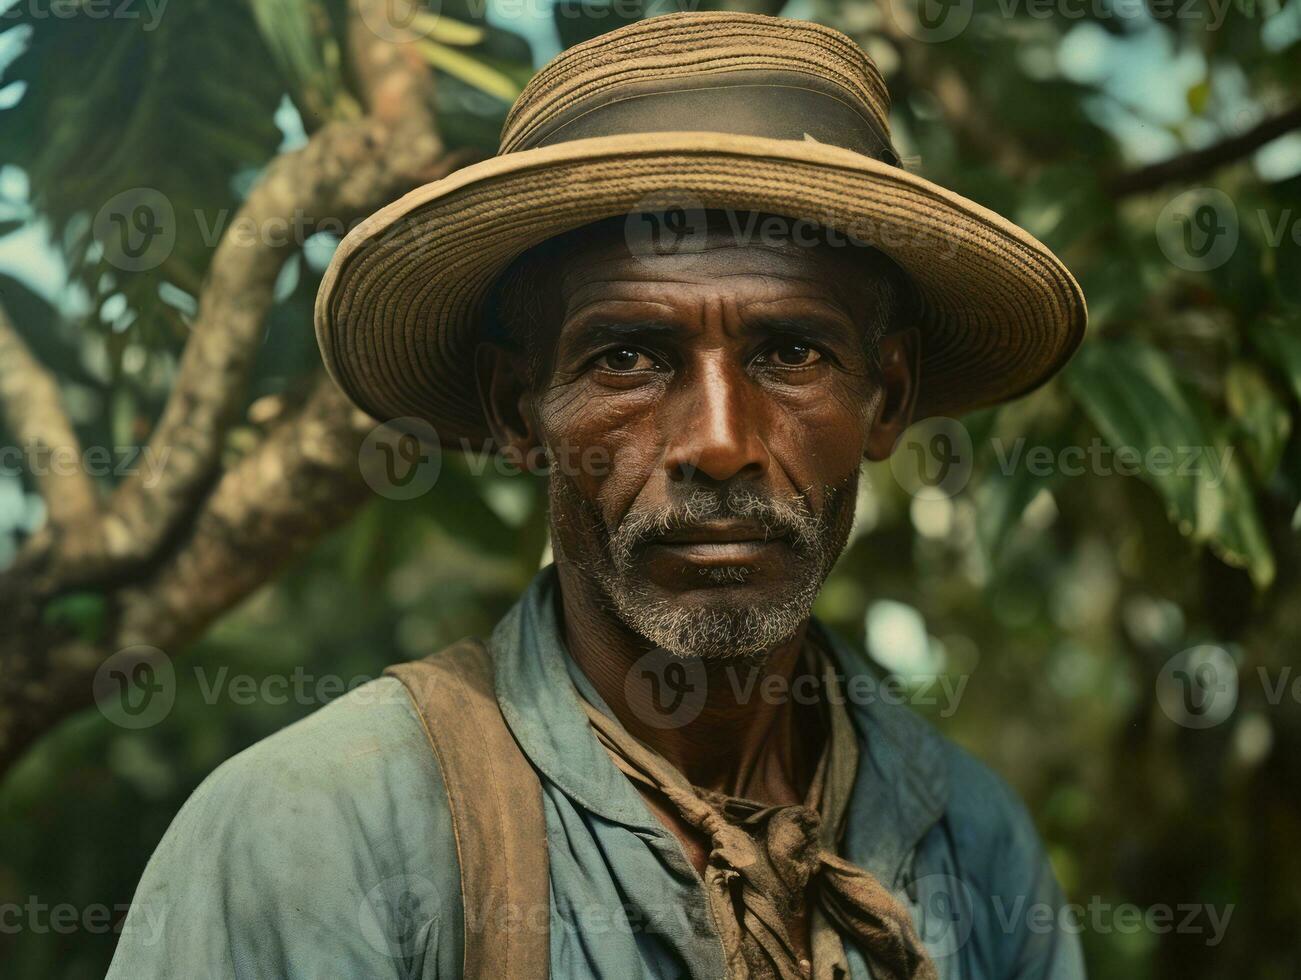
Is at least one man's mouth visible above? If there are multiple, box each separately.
[646,522,788,565]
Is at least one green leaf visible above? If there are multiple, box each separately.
[1066,339,1205,534]
[416,40,522,102]
[1225,360,1291,479]
[408,12,486,46]
[0,0,284,350]
[1251,315,1301,404]
[1067,339,1275,587]
[1195,438,1276,588]
[976,422,1069,563]
[246,0,345,123]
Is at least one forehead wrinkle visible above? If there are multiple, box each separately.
[561,293,682,323]
[551,244,884,340]
[562,277,705,309]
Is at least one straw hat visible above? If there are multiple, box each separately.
[315,12,1086,447]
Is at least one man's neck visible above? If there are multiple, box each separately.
[554,564,823,803]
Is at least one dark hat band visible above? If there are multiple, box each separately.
[509,69,898,166]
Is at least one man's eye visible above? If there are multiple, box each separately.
[761,344,822,368]
[595,348,656,372]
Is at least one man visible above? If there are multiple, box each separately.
[110,11,1087,980]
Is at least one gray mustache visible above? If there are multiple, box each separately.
[610,486,823,565]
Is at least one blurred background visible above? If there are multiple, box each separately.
[1,0,1299,976]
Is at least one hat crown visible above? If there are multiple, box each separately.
[499,12,893,159]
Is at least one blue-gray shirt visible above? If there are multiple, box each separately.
[109,566,1085,979]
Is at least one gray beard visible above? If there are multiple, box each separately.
[550,473,856,661]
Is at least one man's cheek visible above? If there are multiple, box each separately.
[596,443,666,523]
[770,405,870,490]
[539,388,651,465]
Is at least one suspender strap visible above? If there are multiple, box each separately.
[386,638,550,978]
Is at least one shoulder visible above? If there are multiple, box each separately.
[186,671,452,832]
[823,628,1045,865]
[932,740,1085,978]
[201,674,442,805]
[938,737,1046,864]
[175,675,457,881]
[830,640,1083,977]
[858,687,1047,875]
[109,677,462,978]
[897,721,1083,979]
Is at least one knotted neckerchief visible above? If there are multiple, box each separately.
[578,644,938,980]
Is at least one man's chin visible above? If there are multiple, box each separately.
[604,570,820,660]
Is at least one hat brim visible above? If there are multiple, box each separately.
[315,131,1086,447]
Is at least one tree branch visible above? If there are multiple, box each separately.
[23,0,447,594]
[0,0,453,773]
[116,379,375,652]
[1108,104,1301,198]
[0,303,99,527]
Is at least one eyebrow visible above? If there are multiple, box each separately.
[744,314,861,348]
[556,309,863,356]
[558,318,683,350]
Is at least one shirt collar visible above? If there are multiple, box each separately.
[491,564,660,830]
[491,564,949,881]
[813,621,950,887]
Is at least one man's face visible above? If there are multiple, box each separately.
[481,215,918,659]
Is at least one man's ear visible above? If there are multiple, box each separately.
[475,341,542,465]
[864,326,921,462]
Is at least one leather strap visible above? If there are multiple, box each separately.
[386,639,550,979]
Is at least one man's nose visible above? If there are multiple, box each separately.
[662,359,769,484]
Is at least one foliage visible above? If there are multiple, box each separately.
[1,0,1300,978]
